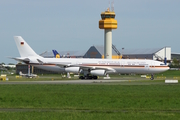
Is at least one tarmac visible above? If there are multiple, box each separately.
[0,79,173,85]
[0,79,128,85]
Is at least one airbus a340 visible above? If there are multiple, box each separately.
[12,36,169,80]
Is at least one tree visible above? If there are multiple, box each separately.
[170,58,180,68]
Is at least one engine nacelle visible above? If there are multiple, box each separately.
[90,70,106,76]
[65,67,80,74]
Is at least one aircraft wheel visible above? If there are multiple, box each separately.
[85,76,88,79]
[79,76,84,79]
[93,76,98,79]
[88,76,92,79]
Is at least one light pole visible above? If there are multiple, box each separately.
[122,48,124,59]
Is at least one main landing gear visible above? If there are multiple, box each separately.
[150,74,154,80]
[79,69,98,80]
[79,75,98,80]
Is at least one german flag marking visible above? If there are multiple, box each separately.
[21,42,24,45]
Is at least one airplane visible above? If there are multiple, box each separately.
[2,64,16,68]
[12,36,169,80]
[0,64,7,71]
[52,50,60,58]
[19,65,37,78]
[52,49,72,78]
[19,71,37,78]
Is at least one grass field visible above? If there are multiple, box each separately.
[0,82,180,120]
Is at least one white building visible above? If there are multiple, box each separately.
[121,47,171,62]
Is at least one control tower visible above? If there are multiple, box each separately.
[99,8,117,59]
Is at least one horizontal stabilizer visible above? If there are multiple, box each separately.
[9,57,30,63]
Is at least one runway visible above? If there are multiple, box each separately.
[0,79,128,85]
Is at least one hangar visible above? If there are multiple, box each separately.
[84,46,171,62]
[84,45,121,59]
[41,46,171,62]
[171,53,180,60]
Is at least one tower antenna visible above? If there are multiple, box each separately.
[111,0,114,11]
[108,0,111,11]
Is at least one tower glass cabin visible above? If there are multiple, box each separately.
[99,9,117,29]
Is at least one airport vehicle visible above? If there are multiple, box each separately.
[12,36,169,80]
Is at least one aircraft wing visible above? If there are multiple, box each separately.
[54,62,116,73]
[53,62,74,67]
[78,64,116,72]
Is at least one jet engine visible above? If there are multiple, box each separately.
[90,70,106,76]
[65,67,80,74]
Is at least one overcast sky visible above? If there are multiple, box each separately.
[1,0,180,64]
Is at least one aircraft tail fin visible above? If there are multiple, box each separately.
[52,50,60,58]
[14,36,39,57]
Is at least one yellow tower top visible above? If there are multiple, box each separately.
[99,8,118,29]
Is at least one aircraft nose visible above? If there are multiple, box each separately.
[163,66,170,72]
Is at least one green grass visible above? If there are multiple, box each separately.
[0,111,180,120]
[156,70,180,77]
[0,84,180,119]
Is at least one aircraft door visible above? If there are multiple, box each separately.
[121,62,125,67]
[145,64,149,71]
